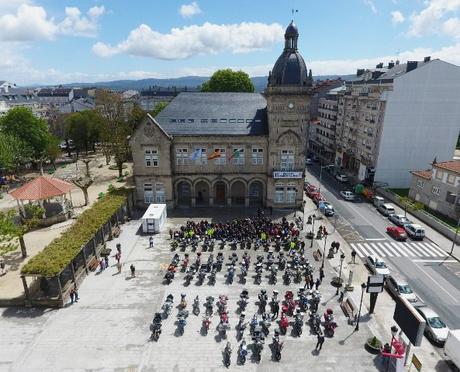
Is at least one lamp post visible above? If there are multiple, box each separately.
[321,234,328,269]
[355,282,367,331]
[451,215,460,255]
[309,214,316,248]
[336,252,346,295]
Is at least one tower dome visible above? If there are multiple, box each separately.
[268,21,309,87]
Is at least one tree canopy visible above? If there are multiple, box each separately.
[201,69,255,93]
[64,110,103,156]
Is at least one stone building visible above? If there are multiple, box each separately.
[130,21,312,209]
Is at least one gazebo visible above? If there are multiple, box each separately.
[10,176,74,220]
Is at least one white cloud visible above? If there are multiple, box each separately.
[409,0,460,36]
[58,5,105,37]
[92,22,284,59]
[0,0,31,13]
[442,17,460,37]
[0,3,105,42]
[391,10,405,24]
[179,2,201,18]
[364,0,377,14]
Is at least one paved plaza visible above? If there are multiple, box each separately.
[0,207,445,372]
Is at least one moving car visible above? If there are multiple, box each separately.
[340,190,355,201]
[365,255,390,276]
[389,214,412,227]
[415,306,449,345]
[336,174,348,182]
[377,203,396,216]
[404,224,425,240]
[386,226,407,241]
[385,275,417,303]
[319,201,335,217]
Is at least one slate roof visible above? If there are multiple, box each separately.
[154,92,268,136]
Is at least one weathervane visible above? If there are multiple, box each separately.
[291,8,298,19]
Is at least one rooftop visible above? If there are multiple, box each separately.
[154,92,268,136]
[432,160,460,174]
[411,170,432,180]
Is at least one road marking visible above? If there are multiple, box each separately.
[401,242,418,257]
[353,243,367,257]
[389,242,412,257]
[412,260,459,303]
[363,242,380,257]
[366,238,387,241]
[423,242,447,257]
[376,242,393,257]
[380,242,400,257]
[412,259,458,263]
[406,243,430,257]
[416,242,439,257]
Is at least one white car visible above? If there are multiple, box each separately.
[365,256,390,276]
[340,190,355,201]
[415,306,449,345]
[404,224,425,240]
[385,275,418,303]
[306,158,312,165]
[388,214,412,227]
[336,174,348,182]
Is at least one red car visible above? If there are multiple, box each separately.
[312,192,326,206]
[386,226,407,241]
[306,185,318,198]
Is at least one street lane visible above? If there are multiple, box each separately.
[306,164,460,329]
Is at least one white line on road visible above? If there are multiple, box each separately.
[365,238,387,241]
[412,259,458,263]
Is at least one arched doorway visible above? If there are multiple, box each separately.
[177,181,192,206]
[214,181,226,205]
[195,180,210,206]
[231,181,246,206]
[249,181,263,206]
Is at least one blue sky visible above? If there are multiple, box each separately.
[2,0,460,84]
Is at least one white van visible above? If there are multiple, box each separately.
[404,224,425,240]
[373,196,385,207]
[377,203,395,216]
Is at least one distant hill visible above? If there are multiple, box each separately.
[52,74,354,92]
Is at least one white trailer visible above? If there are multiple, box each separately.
[141,204,167,234]
[444,329,460,370]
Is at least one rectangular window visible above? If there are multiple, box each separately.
[201,119,208,123]
[192,148,207,165]
[229,119,236,123]
[275,186,284,203]
[432,186,441,196]
[237,119,244,123]
[170,119,177,123]
[214,148,226,165]
[211,119,218,123]
[187,119,194,123]
[232,148,245,165]
[144,148,158,167]
[436,170,443,180]
[447,174,455,184]
[286,186,296,204]
[178,119,185,123]
[252,148,264,165]
[155,183,165,203]
[220,119,227,123]
[144,183,153,204]
[246,119,252,123]
[446,191,456,204]
[416,179,425,188]
[176,148,189,165]
[280,149,295,171]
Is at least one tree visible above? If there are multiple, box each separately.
[0,133,31,173]
[149,101,168,118]
[64,110,102,156]
[96,90,132,177]
[201,69,255,92]
[72,159,94,206]
[45,135,61,170]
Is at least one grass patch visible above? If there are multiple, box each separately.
[423,207,458,230]
[389,188,409,197]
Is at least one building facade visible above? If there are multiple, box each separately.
[335,58,460,187]
[130,21,311,209]
[409,161,460,220]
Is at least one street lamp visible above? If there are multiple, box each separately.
[336,252,346,295]
[451,215,460,255]
[321,234,328,269]
[309,214,316,248]
[355,282,367,331]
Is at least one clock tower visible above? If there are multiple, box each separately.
[265,20,312,208]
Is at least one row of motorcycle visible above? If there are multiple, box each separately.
[163,251,315,286]
[150,288,338,365]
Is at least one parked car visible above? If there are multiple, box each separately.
[340,190,355,201]
[319,201,335,217]
[373,196,385,207]
[404,224,425,240]
[389,214,412,227]
[386,226,408,241]
[306,185,318,198]
[312,193,326,206]
[313,156,319,162]
[377,203,396,216]
[365,255,390,276]
[415,306,449,345]
[385,275,417,303]
[336,174,348,182]
[306,158,312,165]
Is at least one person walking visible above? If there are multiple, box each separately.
[334,241,340,253]
[73,283,79,302]
[104,256,109,268]
[116,243,122,255]
[351,249,357,264]
[304,275,311,290]
[69,288,75,304]
[0,261,5,275]
[149,236,154,248]
[130,264,136,277]
[315,278,321,290]
[117,261,122,274]
[315,332,325,351]
[169,229,173,240]
[319,267,325,283]
[115,252,121,264]
[99,258,105,272]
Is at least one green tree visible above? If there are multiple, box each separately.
[149,101,168,118]
[0,133,31,173]
[201,69,255,92]
[64,110,102,156]
[0,210,27,258]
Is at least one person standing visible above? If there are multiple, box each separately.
[73,283,79,302]
[351,249,357,264]
[130,264,136,277]
[0,261,5,275]
[104,256,109,268]
[319,267,325,283]
[169,229,173,240]
[315,278,321,290]
[117,261,122,274]
[69,288,75,304]
[304,275,311,290]
[315,332,325,351]
[149,236,154,248]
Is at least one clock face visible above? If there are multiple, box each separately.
[288,102,294,109]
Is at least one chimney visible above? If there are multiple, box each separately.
[406,61,418,73]
[376,62,384,68]
[424,56,431,63]
[357,69,365,77]
[388,60,395,69]
[395,60,400,65]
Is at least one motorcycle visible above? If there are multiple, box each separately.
[236,315,247,340]
[282,290,296,315]
[204,296,214,316]
[227,266,235,284]
[270,267,277,284]
[309,311,321,335]
[252,327,265,363]
[324,308,338,337]
[150,312,162,341]
[283,268,291,285]
[193,295,200,315]
[279,312,289,334]
[202,316,211,335]
[238,340,248,365]
[181,254,189,272]
[208,269,216,285]
[161,294,174,317]
[272,333,283,361]
[223,342,232,368]
[197,268,206,284]
[177,314,187,335]
[164,267,175,284]
[293,311,304,336]
[217,320,230,338]
[179,293,187,310]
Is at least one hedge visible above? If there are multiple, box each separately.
[21,188,129,278]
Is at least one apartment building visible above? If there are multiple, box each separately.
[409,160,460,220]
[335,58,460,187]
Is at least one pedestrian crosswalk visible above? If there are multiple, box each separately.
[350,241,446,258]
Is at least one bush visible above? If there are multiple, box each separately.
[21,188,129,277]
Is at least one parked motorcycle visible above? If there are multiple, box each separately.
[238,339,248,365]
[150,312,162,341]
[223,342,232,368]
[193,295,200,315]
[202,316,211,335]
[161,294,174,317]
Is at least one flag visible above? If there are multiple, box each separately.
[190,149,201,161]
[228,148,243,160]
[208,149,221,160]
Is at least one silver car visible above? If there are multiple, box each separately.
[385,275,417,303]
[340,190,355,201]
[415,306,449,345]
[365,255,390,276]
[388,214,412,227]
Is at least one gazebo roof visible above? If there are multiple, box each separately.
[10,176,73,200]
